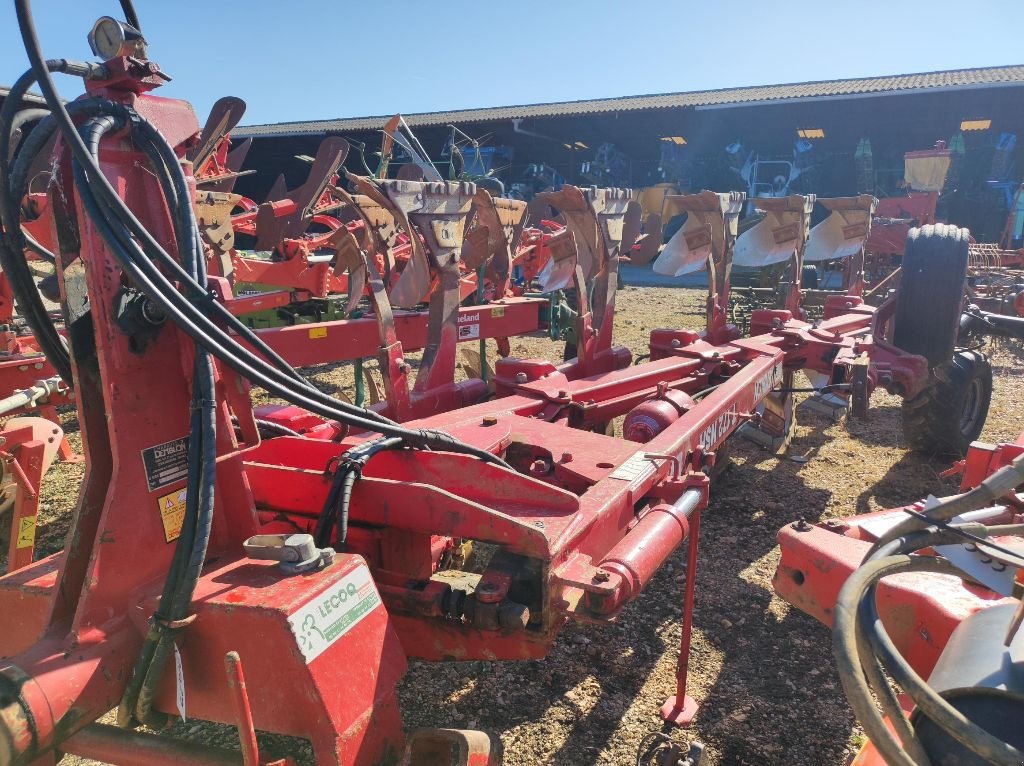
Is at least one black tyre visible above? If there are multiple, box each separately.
[901,350,992,456]
[800,264,819,289]
[892,224,969,368]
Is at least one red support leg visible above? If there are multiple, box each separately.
[661,506,701,726]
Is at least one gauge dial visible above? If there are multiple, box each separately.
[88,16,144,61]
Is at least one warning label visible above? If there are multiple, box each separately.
[308,326,328,339]
[158,488,187,543]
[458,322,480,340]
[16,516,36,549]
[141,436,189,492]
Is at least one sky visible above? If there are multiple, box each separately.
[1,1,1022,128]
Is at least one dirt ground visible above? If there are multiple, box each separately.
[12,285,1024,766]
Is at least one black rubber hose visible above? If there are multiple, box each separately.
[119,0,141,32]
[7,108,56,263]
[122,108,357,397]
[76,158,471,452]
[73,106,506,466]
[846,525,986,766]
[72,121,412,438]
[835,525,1024,766]
[135,349,217,724]
[0,66,74,381]
[859,556,1024,766]
[833,554,936,766]
[66,112,217,727]
[314,437,402,548]
[9,18,504,467]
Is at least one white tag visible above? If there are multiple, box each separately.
[287,565,381,663]
[173,643,187,722]
[608,451,657,482]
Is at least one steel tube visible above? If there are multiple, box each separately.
[61,724,244,766]
[0,376,59,417]
[586,489,702,615]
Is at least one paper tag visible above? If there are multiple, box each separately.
[173,643,187,722]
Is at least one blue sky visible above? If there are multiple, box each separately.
[1,1,1021,127]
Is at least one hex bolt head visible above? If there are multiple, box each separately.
[515,372,528,383]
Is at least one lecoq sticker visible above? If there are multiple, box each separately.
[287,565,381,663]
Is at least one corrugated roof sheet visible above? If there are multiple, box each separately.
[234,65,1024,138]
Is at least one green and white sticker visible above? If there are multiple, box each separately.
[287,565,381,663]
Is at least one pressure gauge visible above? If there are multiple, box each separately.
[87,16,145,61]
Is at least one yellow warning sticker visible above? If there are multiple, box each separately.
[158,488,187,543]
[491,306,505,319]
[16,516,36,549]
[308,327,328,340]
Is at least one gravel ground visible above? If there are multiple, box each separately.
[9,286,1024,765]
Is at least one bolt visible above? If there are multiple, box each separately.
[671,338,681,348]
[592,571,610,583]
[515,372,528,384]
[560,451,573,463]
[530,459,551,476]
[482,415,498,426]
[557,389,569,399]
[794,516,810,532]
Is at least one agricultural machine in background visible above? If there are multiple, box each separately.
[0,4,1020,766]
[725,139,817,214]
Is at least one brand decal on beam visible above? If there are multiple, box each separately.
[754,362,784,401]
[288,565,381,663]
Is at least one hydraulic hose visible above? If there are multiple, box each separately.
[0,65,79,383]
[13,0,509,731]
[314,437,402,549]
[834,522,1024,766]
[69,105,506,465]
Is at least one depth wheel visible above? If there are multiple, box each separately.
[892,224,969,368]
